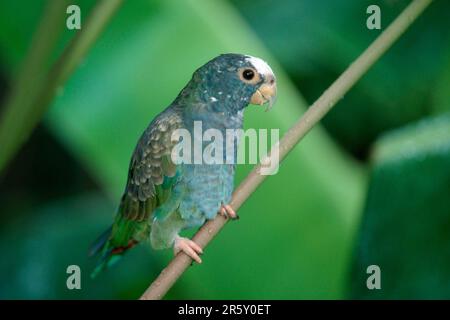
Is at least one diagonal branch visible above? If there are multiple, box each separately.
[0,0,123,174]
[0,0,69,172]
[140,0,433,300]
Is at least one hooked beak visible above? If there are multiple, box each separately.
[250,75,277,111]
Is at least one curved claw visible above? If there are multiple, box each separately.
[219,204,239,220]
[173,235,203,264]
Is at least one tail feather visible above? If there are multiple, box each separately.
[89,226,112,257]
[90,226,115,278]
[90,251,121,279]
[90,196,150,278]
[89,225,139,278]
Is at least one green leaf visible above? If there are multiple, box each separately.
[431,43,450,115]
[349,113,450,299]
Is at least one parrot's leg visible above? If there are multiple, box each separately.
[219,204,238,220]
[173,235,203,264]
[151,210,203,263]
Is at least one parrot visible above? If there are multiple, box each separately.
[90,53,277,276]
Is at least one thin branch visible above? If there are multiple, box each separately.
[0,0,123,174]
[139,0,433,300]
[0,0,69,172]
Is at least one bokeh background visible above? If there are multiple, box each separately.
[0,0,449,299]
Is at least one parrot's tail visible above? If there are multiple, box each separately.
[89,226,112,257]
[89,226,138,278]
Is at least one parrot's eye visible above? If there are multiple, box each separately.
[242,69,255,80]
[238,67,260,84]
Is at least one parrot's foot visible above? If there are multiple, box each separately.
[173,235,203,264]
[219,204,239,220]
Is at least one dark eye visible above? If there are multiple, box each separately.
[242,69,255,80]
[238,67,260,84]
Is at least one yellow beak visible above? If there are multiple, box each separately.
[250,77,277,111]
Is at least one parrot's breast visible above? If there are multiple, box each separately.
[177,163,235,226]
[175,109,243,227]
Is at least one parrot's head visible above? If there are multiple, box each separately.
[185,53,277,113]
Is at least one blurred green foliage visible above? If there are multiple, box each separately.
[0,0,449,299]
[350,114,450,299]
[233,0,450,157]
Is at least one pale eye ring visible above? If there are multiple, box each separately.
[238,67,260,84]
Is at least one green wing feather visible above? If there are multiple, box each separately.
[90,109,182,277]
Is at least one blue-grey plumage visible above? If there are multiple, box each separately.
[91,53,276,274]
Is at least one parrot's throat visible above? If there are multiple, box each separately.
[178,81,245,135]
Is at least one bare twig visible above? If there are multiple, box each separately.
[139,0,433,300]
[0,0,69,172]
[0,0,123,174]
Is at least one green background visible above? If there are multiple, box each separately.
[0,0,449,299]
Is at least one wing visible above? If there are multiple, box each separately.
[110,107,183,247]
[125,109,182,217]
[90,108,184,276]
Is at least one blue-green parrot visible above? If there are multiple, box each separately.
[90,53,277,276]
